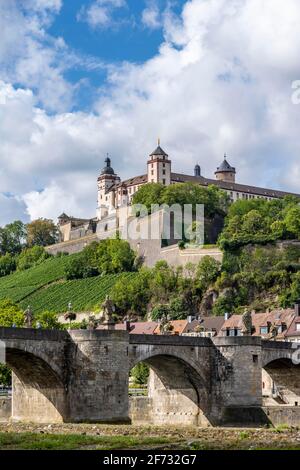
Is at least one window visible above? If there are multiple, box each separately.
[151,170,154,175]
[296,323,300,331]
[163,179,166,185]
[260,326,268,335]
[163,169,166,175]
[163,163,165,168]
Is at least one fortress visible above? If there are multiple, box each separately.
[52,142,299,264]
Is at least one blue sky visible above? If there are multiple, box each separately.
[46,0,186,111]
[1,0,300,225]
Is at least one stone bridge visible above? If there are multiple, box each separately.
[0,328,299,426]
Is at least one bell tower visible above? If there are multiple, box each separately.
[147,140,171,186]
[97,155,120,220]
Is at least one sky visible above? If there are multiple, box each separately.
[0,0,300,225]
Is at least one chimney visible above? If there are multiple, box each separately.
[295,300,300,317]
[224,312,231,321]
[124,320,131,331]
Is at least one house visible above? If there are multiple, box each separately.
[218,307,297,340]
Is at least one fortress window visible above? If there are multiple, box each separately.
[163,179,166,185]
[163,170,166,175]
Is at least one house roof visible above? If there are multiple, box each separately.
[102,169,300,200]
[285,316,300,337]
[114,321,158,334]
[219,309,295,339]
[154,320,188,335]
[171,173,300,199]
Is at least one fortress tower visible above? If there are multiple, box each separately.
[97,156,120,220]
[147,140,171,186]
[215,154,236,183]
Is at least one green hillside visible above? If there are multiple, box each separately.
[0,255,136,314]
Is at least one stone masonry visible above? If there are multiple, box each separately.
[0,327,299,425]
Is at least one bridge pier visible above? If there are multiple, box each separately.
[65,330,130,423]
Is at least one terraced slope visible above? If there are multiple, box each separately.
[0,256,136,314]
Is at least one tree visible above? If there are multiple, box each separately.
[132,182,229,218]
[0,299,25,326]
[0,220,26,255]
[284,206,300,238]
[0,253,16,277]
[97,239,135,274]
[26,219,58,247]
[110,269,152,316]
[131,363,149,386]
[132,183,165,212]
[0,300,24,386]
[17,246,49,271]
[65,253,98,280]
[196,256,221,292]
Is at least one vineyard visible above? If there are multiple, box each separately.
[19,273,136,314]
[0,255,136,314]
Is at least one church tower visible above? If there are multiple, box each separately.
[215,154,236,183]
[147,140,171,186]
[97,156,120,220]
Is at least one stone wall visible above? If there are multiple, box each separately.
[130,397,152,425]
[0,398,11,422]
[46,234,98,255]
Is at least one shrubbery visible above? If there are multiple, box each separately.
[17,246,50,271]
[64,240,136,280]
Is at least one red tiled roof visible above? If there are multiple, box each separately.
[114,321,158,334]
[219,309,295,339]
[285,316,300,337]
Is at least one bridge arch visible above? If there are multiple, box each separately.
[129,347,212,426]
[262,356,300,406]
[3,341,68,423]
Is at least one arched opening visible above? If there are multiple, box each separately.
[262,358,300,406]
[6,348,67,423]
[129,354,211,426]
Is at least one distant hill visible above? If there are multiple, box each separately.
[0,256,136,314]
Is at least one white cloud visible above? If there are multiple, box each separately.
[2,0,300,226]
[142,1,161,30]
[78,0,127,29]
[0,0,74,112]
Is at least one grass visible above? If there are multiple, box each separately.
[0,255,137,314]
[0,433,173,450]
[1,426,300,450]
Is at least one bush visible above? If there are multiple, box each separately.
[0,299,24,326]
[34,311,62,330]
